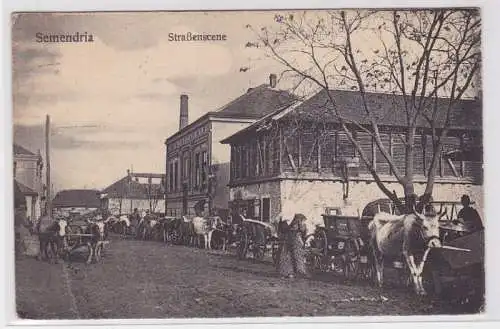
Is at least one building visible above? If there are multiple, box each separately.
[221,89,483,226]
[100,170,166,215]
[164,74,296,217]
[52,189,102,217]
[13,143,44,221]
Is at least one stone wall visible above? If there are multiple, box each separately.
[280,179,483,228]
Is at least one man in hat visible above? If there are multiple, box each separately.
[457,194,483,232]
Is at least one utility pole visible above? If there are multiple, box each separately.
[45,115,52,217]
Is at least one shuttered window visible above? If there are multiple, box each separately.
[319,131,336,171]
[392,132,406,176]
[357,132,372,174]
[375,133,391,175]
[301,130,317,170]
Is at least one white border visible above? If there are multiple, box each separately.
[2,0,499,328]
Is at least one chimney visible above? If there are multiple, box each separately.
[179,94,189,130]
[269,73,277,88]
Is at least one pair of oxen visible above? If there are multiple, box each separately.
[35,215,107,264]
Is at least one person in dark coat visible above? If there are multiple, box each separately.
[457,194,483,232]
[276,213,310,279]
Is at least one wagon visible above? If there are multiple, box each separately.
[423,202,484,306]
[236,218,279,261]
[306,215,373,280]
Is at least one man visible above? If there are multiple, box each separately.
[15,205,33,257]
[456,194,483,232]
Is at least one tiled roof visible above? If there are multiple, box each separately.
[222,89,481,143]
[287,89,481,129]
[102,175,164,200]
[14,144,36,156]
[213,84,296,119]
[52,189,101,208]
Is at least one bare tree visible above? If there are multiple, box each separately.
[247,9,481,211]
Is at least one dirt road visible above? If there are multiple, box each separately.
[15,236,479,319]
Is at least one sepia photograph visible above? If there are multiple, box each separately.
[10,6,486,321]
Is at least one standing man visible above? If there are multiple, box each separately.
[457,194,484,232]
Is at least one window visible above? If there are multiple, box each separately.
[202,150,208,187]
[169,163,174,192]
[174,161,179,191]
[195,153,200,188]
[13,161,17,178]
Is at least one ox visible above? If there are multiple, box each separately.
[115,215,131,235]
[36,215,69,263]
[83,220,107,264]
[368,204,444,295]
[192,216,218,249]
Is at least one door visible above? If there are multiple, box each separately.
[262,197,270,222]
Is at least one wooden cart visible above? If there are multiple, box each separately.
[236,218,279,261]
[306,215,373,280]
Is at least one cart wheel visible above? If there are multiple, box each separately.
[314,228,328,257]
[343,239,360,281]
[237,228,249,260]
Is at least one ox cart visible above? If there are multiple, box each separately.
[236,218,279,261]
[63,221,110,263]
[306,215,374,280]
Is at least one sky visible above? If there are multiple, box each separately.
[12,11,282,191]
[11,10,481,192]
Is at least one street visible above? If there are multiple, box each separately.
[15,235,477,319]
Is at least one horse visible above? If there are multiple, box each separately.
[35,215,69,263]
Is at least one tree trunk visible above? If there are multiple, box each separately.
[403,127,417,214]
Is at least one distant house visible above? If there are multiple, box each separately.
[13,143,44,221]
[52,189,102,217]
[100,170,166,216]
[164,74,296,217]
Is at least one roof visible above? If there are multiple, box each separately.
[222,89,482,143]
[14,144,36,156]
[102,175,164,200]
[52,189,101,208]
[214,84,296,119]
[15,180,38,196]
[166,84,296,142]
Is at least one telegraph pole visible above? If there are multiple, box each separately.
[45,115,52,217]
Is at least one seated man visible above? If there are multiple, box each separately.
[456,194,484,232]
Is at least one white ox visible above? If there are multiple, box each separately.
[368,205,444,295]
[192,216,218,249]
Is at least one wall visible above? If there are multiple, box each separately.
[279,179,483,228]
[229,181,281,221]
[108,198,166,215]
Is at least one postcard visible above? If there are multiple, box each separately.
[11,8,485,322]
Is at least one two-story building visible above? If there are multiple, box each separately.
[221,89,483,226]
[13,143,45,221]
[101,170,166,215]
[164,74,296,218]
